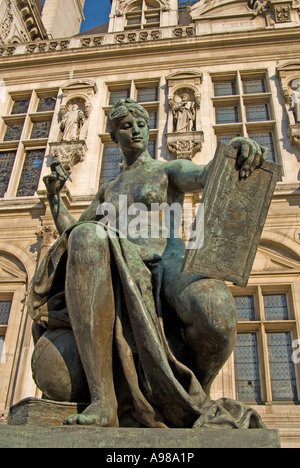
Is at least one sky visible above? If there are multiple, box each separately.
[80,0,112,33]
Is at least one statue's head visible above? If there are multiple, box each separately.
[181,93,190,102]
[107,98,149,144]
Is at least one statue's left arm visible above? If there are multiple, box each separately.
[166,159,212,193]
[167,137,268,193]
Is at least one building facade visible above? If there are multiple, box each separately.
[0,0,300,447]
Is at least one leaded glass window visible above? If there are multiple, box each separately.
[248,132,276,163]
[127,15,142,26]
[145,14,160,23]
[234,295,255,321]
[30,120,51,139]
[0,301,11,325]
[148,111,157,129]
[137,87,158,103]
[109,89,130,106]
[11,99,30,115]
[264,294,289,320]
[243,78,266,95]
[217,134,241,145]
[37,97,56,113]
[234,333,262,403]
[4,122,24,141]
[212,71,280,177]
[233,287,299,404]
[17,149,45,197]
[100,144,123,185]
[214,81,237,96]
[245,104,270,122]
[215,106,239,124]
[267,332,298,401]
[0,151,16,197]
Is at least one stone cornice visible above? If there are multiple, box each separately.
[0,24,299,66]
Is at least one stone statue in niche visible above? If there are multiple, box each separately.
[167,88,203,160]
[29,99,270,430]
[173,92,196,133]
[291,82,300,123]
[60,104,85,141]
[50,100,90,173]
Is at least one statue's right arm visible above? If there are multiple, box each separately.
[43,159,77,235]
[44,161,108,233]
[47,192,76,236]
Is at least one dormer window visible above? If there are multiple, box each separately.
[126,0,161,29]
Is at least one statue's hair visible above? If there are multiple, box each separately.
[107,98,149,143]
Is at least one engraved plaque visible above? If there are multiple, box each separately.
[182,142,279,287]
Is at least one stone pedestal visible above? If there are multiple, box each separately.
[0,425,281,448]
[4,398,281,448]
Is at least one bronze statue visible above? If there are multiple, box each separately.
[29,99,268,429]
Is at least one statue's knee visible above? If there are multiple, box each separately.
[32,329,90,403]
[188,279,237,338]
[68,223,108,259]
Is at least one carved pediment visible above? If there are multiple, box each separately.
[0,258,26,282]
[61,79,98,93]
[166,70,203,82]
[252,245,300,273]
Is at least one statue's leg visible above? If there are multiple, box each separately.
[64,223,118,426]
[163,258,237,397]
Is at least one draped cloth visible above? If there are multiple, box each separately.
[28,222,265,429]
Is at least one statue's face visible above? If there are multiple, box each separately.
[115,112,149,154]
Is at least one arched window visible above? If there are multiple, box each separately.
[0,252,27,411]
[126,0,161,29]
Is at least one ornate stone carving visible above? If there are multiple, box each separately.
[36,225,59,248]
[49,141,87,172]
[291,82,300,123]
[166,131,204,160]
[247,0,267,16]
[0,9,14,41]
[274,4,291,21]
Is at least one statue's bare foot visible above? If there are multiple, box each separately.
[64,401,118,427]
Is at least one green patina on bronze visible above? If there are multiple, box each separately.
[26,99,278,429]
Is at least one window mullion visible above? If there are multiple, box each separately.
[260,321,272,404]
[4,145,24,198]
[236,72,247,137]
[257,286,271,403]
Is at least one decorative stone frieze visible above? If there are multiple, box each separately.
[49,141,87,172]
[166,131,204,160]
[115,29,161,44]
